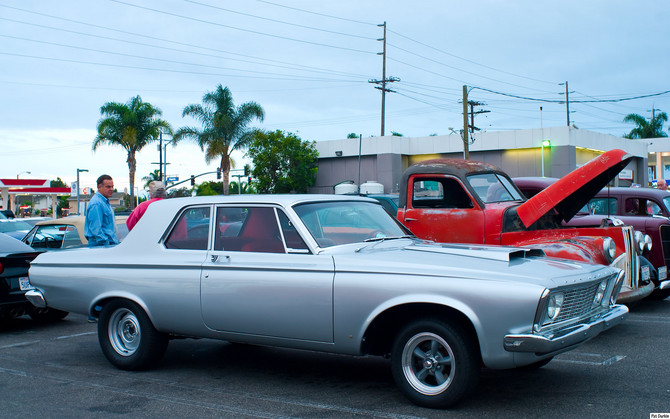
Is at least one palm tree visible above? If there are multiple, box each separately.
[94,96,172,208]
[173,85,264,195]
[142,169,162,188]
[623,111,668,138]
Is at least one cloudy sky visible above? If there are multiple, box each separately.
[2,0,669,194]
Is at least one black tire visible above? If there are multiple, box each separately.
[28,307,69,323]
[98,300,168,371]
[391,319,479,409]
[648,288,670,301]
[517,356,553,370]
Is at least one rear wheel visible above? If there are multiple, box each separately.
[391,319,479,408]
[98,300,168,370]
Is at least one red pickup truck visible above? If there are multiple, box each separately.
[396,149,654,303]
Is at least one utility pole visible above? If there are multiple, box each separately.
[468,100,490,135]
[559,81,571,126]
[368,21,399,137]
[462,85,469,159]
[158,130,163,181]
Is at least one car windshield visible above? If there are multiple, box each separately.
[468,173,525,203]
[293,201,410,247]
[663,196,670,214]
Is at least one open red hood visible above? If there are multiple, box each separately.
[516,149,634,228]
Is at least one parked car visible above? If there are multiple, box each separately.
[0,219,33,240]
[22,215,129,250]
[26,195,627,408]
[20,216,52,227]
[0,209,15,219]
[395,149,654,304]
[0,233,67,322]
[365,193,399,215]
[514,177,670,300]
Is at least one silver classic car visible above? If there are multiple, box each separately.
[26,195,628,408]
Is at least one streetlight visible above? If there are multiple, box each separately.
[76,168,88,215]
[541,140,551,177]
[16,171,31,179]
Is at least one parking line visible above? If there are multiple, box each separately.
[0,340,41,350]
[56,332,96,340]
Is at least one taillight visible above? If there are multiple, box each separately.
[0,262,4,274]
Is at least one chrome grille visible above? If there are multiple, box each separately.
[619,226,638,289]
[555,282,600,323]
[660,225,670,267]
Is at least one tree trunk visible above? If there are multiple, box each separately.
[221,155,231,195]
[128,151,136,209]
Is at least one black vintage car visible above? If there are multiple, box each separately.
[0,233,67,322]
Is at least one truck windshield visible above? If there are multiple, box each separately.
[467,173,524,203]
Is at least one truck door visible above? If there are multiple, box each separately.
[400,176,485,244]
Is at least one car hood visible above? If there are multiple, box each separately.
[516,149,633,228]
[329,239,609,288]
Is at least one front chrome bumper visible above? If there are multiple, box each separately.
[503,304,628,354]
[659,279,670,290]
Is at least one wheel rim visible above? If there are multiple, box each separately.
[401,332,455,396]
[108,308,141,357]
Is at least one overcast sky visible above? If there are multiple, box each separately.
[2,0,669,194]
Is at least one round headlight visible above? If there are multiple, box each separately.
[602,237,616,262]
[547,293,564,321]
[634,231,645,253]
[645,234,653,251]
[593,279,608,306]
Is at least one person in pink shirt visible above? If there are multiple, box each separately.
[126,181,167,231]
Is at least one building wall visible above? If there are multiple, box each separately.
[311,127,650,195]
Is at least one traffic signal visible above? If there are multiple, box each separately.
[216,168,222,179]
[190,175,195,186]
[247,176,252,184]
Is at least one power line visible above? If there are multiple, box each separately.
[184,0,374,40]
[0,13,372,79]
[472,86,670,103]
[109,0,375,54]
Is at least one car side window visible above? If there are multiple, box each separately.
[412,178,473,209]
[588,198,617,215]
[214,206,285,253]
[29,225,71,249]
[647,200,662,215]
[277,210,309,253]
[164,207,211,250]
[625,198,643,215]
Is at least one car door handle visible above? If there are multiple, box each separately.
[404,218,417,222]
[211,255,231,263]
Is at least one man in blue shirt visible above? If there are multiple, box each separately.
[85,174,119,247]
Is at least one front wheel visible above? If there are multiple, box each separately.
[98,300,168,370]
[391,319,479,409]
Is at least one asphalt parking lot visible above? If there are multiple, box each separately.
[1,299,669,418]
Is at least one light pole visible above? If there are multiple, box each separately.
[17,171,31,179]
[541,140,551,177]
[76,168,88,215]
[162,139,175,183]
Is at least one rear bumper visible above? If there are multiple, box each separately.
[503,304,628,354]
[24,289,47,308]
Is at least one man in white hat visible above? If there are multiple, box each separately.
[126,180,167,231]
